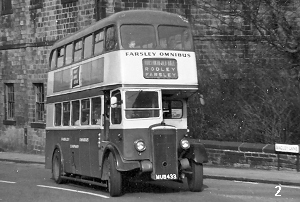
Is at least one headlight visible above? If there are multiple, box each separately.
[134,139,146,152]
[180,139,190,149]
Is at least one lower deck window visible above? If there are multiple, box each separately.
[63,102,70,126]
[55,103,62,126]
[72,100,80,125]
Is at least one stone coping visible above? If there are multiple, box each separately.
[202,140,300,154]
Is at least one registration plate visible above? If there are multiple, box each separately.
[155,174,177,180]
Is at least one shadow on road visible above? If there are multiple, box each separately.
[65,178,209,195]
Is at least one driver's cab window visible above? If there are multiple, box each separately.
[111,90,122,124]
[162,100,183,119]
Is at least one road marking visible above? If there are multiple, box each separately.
[233,181,300,190]
[0,180,16,184]
[233,180,259,185]
[281,185,300,190]
[37,185,110,199]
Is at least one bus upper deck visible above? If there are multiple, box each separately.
[47,10,198,98]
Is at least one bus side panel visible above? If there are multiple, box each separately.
[79,130,91,176]
[45,130,72,171]
[60,130,72,174]
[69,129,81,174]
[79,129,102,177]
[45,130,55,169]
[89,129,103,178]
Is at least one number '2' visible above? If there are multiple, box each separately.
[275,185,281,196]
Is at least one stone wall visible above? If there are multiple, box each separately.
[203,140,300,171]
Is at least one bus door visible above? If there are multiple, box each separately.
[89,95,104,178]
[109,89,123,149]
[103,91,110,140]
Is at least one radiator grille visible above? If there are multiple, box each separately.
[151,128,178,180]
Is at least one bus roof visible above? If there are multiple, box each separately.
[51,10,190,50]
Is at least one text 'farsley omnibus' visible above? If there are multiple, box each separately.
[45,10,208,197]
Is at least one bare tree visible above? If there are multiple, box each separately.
[191,0,300,67]
[188,0,300,143]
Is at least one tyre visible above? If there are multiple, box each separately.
[52,149,65,184]
[107,153,123,197]
[186,161,203,192]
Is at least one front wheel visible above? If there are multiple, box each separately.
[186,161,203,192]
[107,153,123,197]
[52,149,65,184]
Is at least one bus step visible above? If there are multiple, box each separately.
[61,176,108,188]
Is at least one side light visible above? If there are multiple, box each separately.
[98,133,101,147]
[180,139,190,149]
[134,139,146,152]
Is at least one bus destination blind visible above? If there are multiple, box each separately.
[143,58,178,79]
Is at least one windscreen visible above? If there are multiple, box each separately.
[158,26,193,51]
[121,25,156,49]
[125,91,159,119]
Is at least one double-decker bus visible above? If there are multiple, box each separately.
[45,10,208,197]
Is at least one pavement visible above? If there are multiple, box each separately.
[0,151,299,187]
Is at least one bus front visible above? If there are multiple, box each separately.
[106,13,208,193]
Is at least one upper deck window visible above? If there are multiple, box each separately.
[125,91,159,119]
[105,26,117,51]
[121,25,156,49]
[94,30,104,55]
[84,35,93,58]
[50,50,57,69]
[65,43,73,65]
[57,47,65,67]
[158,26,193,51]
[74,40,83,62]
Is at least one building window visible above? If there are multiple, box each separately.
[96,0,106,21]
[1,0,12,15]
[34,83,45,122]
[29,0,43,10]
[5,84,14,120]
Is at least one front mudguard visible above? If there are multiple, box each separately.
[99,142,140,175]
[182,140,208,164]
